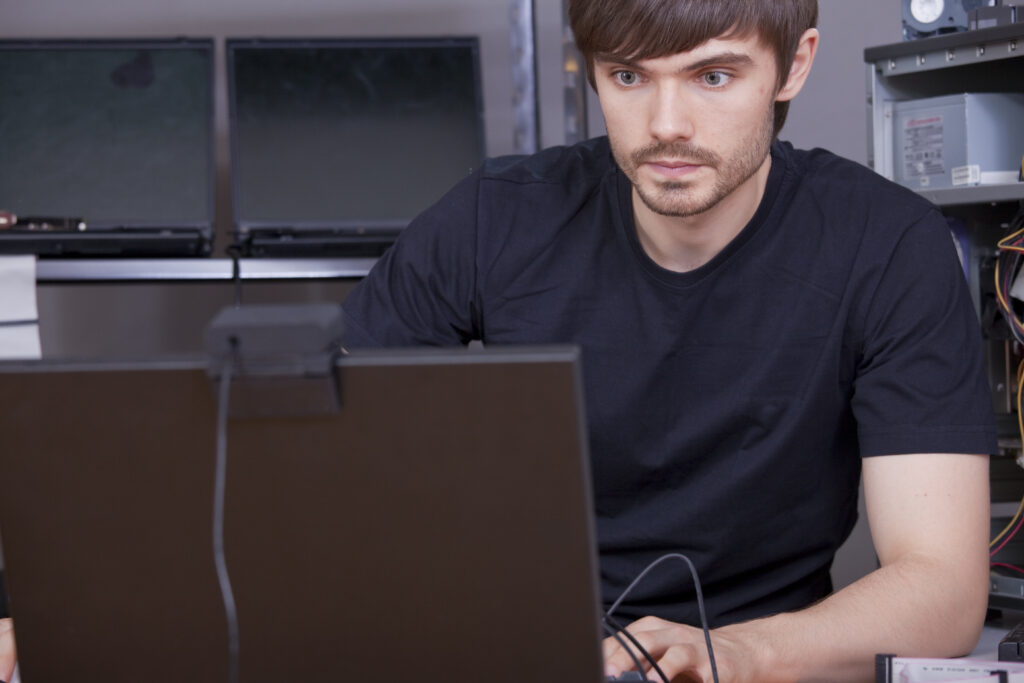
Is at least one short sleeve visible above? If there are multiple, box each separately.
[852,209,997,457]
[341,172,483,348]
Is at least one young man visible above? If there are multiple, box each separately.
[341,0,997,680]
[341,0,998,679]
[0,1,986,681]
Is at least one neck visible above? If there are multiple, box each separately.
[633,153,772,273]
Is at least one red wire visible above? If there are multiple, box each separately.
[991,512,1024,557]
[991,562,1024,576]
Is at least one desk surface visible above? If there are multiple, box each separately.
[973,611,1024,659]
[0,614,1017,683]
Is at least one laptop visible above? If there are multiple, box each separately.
[0,39,215,257]
[0,346,606,683]
[226,37,486,257]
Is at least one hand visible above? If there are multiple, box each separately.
[0,619,15,682]
[603,616,756,683]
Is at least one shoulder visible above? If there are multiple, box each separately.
[479,136,617,191]
[773,140,939,227]
[762,142,964,324]
[468,137,622,255]
[419,137,617,225]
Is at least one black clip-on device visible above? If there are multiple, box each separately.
[204,303,344,418]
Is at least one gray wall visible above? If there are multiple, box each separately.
[786,0,902,163]
[3,0,907,589]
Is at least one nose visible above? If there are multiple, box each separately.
[648,82,695,142]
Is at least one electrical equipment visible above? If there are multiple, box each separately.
[902,0,994,40]
[893,93,1024,190]
[970,5,1017,28]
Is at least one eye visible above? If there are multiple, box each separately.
[613,70,640,87]
[702,71,732,87]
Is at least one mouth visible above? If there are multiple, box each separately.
[643,159,703,178]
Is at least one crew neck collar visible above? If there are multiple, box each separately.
[614,139,790,289]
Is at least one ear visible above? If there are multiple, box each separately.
[776,28,819,103]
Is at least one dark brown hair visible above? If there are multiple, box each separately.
[568,0,818,135]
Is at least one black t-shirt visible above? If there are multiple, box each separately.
[341,136,997,627]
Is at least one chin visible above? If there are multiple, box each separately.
[641,188,719,218]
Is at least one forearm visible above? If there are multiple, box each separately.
[722,552,988,683]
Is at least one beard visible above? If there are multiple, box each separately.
[611,102,775,218]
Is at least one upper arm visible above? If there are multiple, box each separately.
[862,452,989,579]
[341,173,482,348]
[852,210,996,458]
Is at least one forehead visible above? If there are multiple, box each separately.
[594,33,776,71]
[598,31,770,66]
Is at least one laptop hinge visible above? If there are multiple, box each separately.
[205,303,343,418]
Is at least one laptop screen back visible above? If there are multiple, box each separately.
[227,37,486,241]
[0,39,214,232]
[0,347,604,683]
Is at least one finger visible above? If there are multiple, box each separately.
[621,616,674,633]
[602,618,659,659]
[612,623,714,679]
[0,618,16,683]
[602,614,670,659]
[656,642,706,683]
[603,633,620,661]
[604,628,674,676]
[603,629,648,674]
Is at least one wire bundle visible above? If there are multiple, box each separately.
[991,206,1024,573]
[995,208,1024,345]
[992,494,1024,573]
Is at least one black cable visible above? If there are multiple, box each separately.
[606,553,720,683]
[604,614,670,683]
[997,245,1024,346]
[213,344,240,683]
[226,245,243,307]
[603,621,651,678]
[1012,202,1024,231]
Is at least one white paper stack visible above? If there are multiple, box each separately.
[0,255,41,360]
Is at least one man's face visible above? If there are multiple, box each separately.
[594,33,781,219]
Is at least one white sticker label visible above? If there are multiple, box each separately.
[951,165,981,186]
[902,115,944,179]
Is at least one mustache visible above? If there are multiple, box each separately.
[631,141,719,167]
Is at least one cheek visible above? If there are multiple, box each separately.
[600,103,646,142]
[708,91,773,128]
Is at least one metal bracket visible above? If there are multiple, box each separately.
[205,303,343,418]
[510,0,540,153]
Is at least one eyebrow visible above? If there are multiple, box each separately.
[595,51,756,74]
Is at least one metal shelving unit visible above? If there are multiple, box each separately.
[865,24,1024,195]
[916,183,1024,207]
[34,257,375,284]
[865,25,1024,374]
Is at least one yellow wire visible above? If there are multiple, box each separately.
[991,358,1024,548]
[1018,355,1024,463]
[990,240,1024,546]
[995,256,1024,338]
[994,498,1024,548]
[998,225,1024,250]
